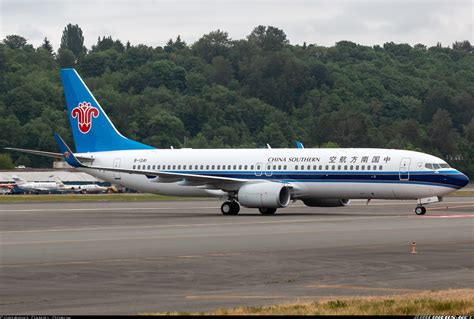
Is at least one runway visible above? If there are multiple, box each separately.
[1,197,473,314]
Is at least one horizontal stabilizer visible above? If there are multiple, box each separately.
[5,147,93,162]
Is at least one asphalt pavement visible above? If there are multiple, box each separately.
[0,197,473,314]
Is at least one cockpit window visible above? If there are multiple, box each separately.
[425,163,450,170]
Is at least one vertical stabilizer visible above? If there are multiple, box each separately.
[60,68,154,153]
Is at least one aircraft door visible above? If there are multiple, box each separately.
[399,158,410,181]
[113,158,121,180]
[255,162,263,177]
[265,162,273,177]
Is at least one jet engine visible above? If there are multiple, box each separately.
[238,183,291,208]
[302,198,350,207]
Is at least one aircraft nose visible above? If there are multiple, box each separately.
[457,172,470,188]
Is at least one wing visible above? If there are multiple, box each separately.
[52,134,249,190]
[86,164,248,190]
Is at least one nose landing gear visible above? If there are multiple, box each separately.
[414,205,426,215]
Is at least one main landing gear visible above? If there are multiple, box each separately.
[221,201,240,215]
[414,205,426,215]
[258,207,277,215]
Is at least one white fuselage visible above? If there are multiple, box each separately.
[75,148,466,200]
[16,181,61,193]
[63,184,108,193]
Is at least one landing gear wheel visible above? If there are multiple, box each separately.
[414,206,426,215]
[259,207,277,215]
[221,201,240,215]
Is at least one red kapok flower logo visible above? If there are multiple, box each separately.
[71,102,99,134]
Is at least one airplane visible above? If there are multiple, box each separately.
[58,180,109,194]
[51,177,108,194]
[6,68,470,215]
[11,176,65,194]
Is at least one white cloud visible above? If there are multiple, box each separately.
[0,0,471,50]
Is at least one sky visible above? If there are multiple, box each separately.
[0,0,472,50]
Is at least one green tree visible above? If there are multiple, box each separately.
[40,37,54,55]
[429,109,458,156]
[193,29,231,62]
[60,23,86,59]
[247,25,289,51]
[210,56,233,85]
[0,153,15,169]
[3,35,27,49]
[57,48,76,67]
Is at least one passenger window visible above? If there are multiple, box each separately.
[157,165,161,170]
[133,165,136,169]
[313,165,317,170]
[379,165,383,170]
[211,165,215,170]
[147,165,151,170]
[295,165,298,170]
[355,165,359,170]
[137,165,141,169]
[200,165,204,169]
[325,165,329,170]
[344,165,348,170]
[361,165,365,170]
[332,165,335,170]
[306,165,310,170]
[350,165,353,170]
[338,165,341,170]
[278,165,281,170]
[177,165,181,170]
[251,165,254,170]
[367,165,371,170]
[183,165,186,170]
[217,165,220,170]
[206,165,209,170]
[319,165,322,170]
[256,165,260,170]
[244,165,248,170]
[173,165,176,169]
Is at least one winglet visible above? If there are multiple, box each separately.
[296,141,304,149]
[54,133,83,168]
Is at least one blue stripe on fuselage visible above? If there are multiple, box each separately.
[153,170,466,189]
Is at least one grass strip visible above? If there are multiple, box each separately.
[153,289,473,315]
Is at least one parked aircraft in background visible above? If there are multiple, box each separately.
[55,178,109,194]
[11,176,65,194]
[6,69,470,215]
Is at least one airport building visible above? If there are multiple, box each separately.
[0,168,102,184]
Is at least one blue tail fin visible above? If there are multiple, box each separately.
[60,68,154,153]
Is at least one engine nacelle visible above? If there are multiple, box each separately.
[238,183,291,208]
[302,198,351,207]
